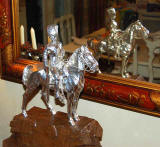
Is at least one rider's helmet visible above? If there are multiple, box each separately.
[47,25,59,41]
[107,7,116,20]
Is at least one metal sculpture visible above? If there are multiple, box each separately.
[22,25,100,126]
[43,25,66,104]
[88,8,149,78]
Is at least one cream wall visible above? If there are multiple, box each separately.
[1,79,160,147]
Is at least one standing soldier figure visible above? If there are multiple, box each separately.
[43,25,65,104]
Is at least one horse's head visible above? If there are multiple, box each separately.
[78,45,100,73]
[132,20,149,39]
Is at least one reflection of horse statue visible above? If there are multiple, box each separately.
[143,31,160,82]
[22,45,100,126]
[88,20,149,78]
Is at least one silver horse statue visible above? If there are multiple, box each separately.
[22,45,100,126]
[88,20,149,78]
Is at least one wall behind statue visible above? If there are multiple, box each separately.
[1,79,160,147]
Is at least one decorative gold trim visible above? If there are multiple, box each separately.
[150,91,160,111]
[85,73,160,91]
[0,3,13,65]
[12,0,20,60]
[82,94,160,118]
[5,44,13,64]
[0,7,10,45]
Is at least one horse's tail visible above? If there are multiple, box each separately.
[22,65,34,86]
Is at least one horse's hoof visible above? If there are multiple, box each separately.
[74,113,80,122]
[48,104,56,115]
[98,70,102,74]
[122,73,131,78]
[51,109,56,115]
[122,74,126,78]
[69,118,75,126]
[22,110,28,118]
[75,117,80,122]
[74,114,80,121]
[125,73,131,78]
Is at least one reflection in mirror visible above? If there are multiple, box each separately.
[19,0,160,84]
[19,0,107,61]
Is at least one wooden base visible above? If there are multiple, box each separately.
[3,107,103,147]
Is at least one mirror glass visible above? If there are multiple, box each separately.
[19,0,107,45]
[19,0,107,61]
[19,0,160,83]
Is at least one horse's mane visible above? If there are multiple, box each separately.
[66,47,81,74]
[68,47,79,64]
[125,20,138,33]
[122,20,140,42]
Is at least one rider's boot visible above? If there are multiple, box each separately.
[55,90,65,104]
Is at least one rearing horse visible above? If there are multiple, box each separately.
[88,20,149,78]
[22,45,100,126]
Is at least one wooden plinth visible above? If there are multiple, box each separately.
[3,107,103,147]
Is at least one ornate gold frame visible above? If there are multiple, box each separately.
[1,0,160,117]
[1,0,39,82]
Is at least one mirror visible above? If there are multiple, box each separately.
[18,0,160,83]
[19,0,107,44]
[17,1,110,63]
[19,0,108,61]
[2,0,160,118]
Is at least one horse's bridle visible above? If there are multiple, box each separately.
[78,48,97,73]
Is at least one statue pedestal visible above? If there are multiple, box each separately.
[3,107,103,147]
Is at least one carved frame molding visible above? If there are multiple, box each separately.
[1,0,160,118]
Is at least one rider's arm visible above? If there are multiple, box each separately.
[58,43,65,58]
[43,47,50,69]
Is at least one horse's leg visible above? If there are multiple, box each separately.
[72,89,81,122]
[124,57,130,77]
[22,89,29,117]
[121,57,126,78]
[41,86,56,116]
[133,45,138,76]
[121,57,130,78]
[22,87,36,117]
[67,92,75,126]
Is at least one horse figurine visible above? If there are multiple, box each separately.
[88,20,149,78]
[22,45,100,126]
